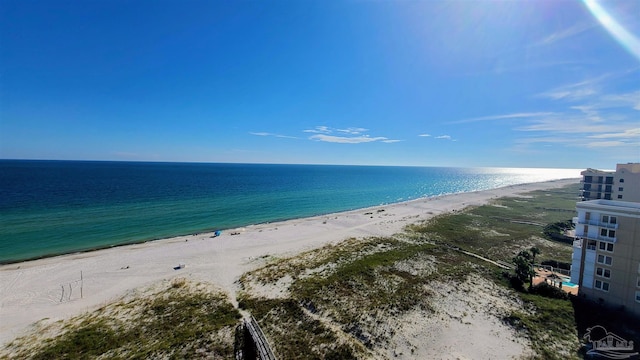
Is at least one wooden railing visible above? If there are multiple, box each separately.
[243,315,277,360]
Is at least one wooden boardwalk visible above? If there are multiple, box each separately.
[243,315,277,360]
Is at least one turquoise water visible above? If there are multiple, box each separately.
[562,281,578,287]
[0,160,580,263]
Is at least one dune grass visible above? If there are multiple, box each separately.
[239,183,583,359]
[1,279,241,360]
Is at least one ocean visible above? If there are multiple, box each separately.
[0,160,580,264]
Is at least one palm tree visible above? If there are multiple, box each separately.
[529,247,541,288]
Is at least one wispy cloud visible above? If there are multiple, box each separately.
[303,126,331,134]
[449,112,554,124]
[306,126,401,144]
[419,133,456,141]
[460,71,640,155]
[535,73,619,101]
[588,128,640,139]
[600,91,640,110]
[250,132,299,139]
[534,23,595,47]
[512,89,640,150]
[586,141,628,148]
[310,134,388,144]
[337,127,368,135]
[540,87,598,101]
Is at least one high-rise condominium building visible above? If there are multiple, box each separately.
[571,163,640,316]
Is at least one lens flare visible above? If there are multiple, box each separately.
[582,0,640,61]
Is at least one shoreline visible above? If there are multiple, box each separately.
[0,178,579,347]
[0,178,579,265]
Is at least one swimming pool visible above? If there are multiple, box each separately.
[562,280,578,288]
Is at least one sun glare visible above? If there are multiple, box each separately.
[583,0,640,61]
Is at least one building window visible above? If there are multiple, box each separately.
[599,242,614,252]
[600,229,615,238]
[587,240,597,250]
[606,177,613,184]
[596,267,611,278]
[620,178,624,183]
[618,195,623,199]
[637,277,640,288]
[619,187,624,192]
[598,255,613,266]
[601,215,617,225]
[595,280,610,292]
[636,291,640,303]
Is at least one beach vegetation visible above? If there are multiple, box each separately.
[237,183,582,359]
[407,184,580,262]
[513,250,534,287]
[503,292,578,360]
[1,279,241,360]
[543,220,575,244]
[237,297,366,359]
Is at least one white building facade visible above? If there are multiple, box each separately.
[572,163,640,316]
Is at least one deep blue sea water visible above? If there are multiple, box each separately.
[0,160,580,263]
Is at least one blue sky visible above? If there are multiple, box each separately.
[1,0,639,169]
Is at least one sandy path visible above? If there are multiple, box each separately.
[0,178,578,346]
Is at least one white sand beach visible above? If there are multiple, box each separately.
[0,178,578,356]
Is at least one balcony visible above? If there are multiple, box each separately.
[576,233,617,244]
[575,219,619,229]
[598,235,616,243]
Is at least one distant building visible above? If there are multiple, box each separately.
[580,163,640,202]
[571,163,640,316]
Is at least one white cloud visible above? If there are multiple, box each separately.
[541,87,598,101]
[419,133,455,141]
[503,71,640,152]
[588,128,640,139]
[586,141,628,148]
[303,126,331,134]
[337,127,368,135]
[250,132,298,139]
[449,112,554,124]
[512,112,639,151]
[310,134,389,144]
[535,23,595,47]
[305,126,401,144]
[599,91,640,111]
[535,74,613,102]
